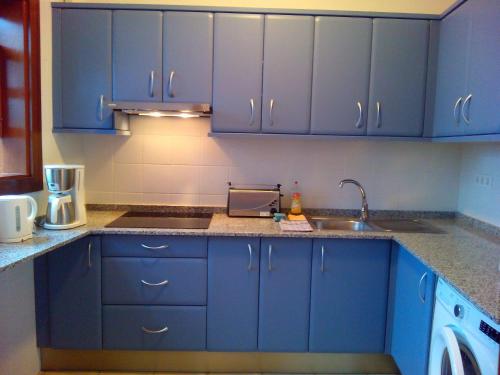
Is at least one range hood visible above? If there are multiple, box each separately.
[108,101,212,118]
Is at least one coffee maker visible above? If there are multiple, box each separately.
[43,164,87,229]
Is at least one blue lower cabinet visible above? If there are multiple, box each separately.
[258,238,312,352]
[48,236,102,349]
[389,244,436,375]
[309,239,391,352]
[207,237,260,351]
[103,305,206,350]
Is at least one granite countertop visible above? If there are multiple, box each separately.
[0,210,499,324]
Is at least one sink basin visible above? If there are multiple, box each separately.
[309,217,374,231]
[370,219,444,234]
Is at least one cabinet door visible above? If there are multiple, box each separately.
[390,245,436,375]
[163,12,213,103]
[212,14,264,133]
[432,4,470,136]
[311,17,372,135]
[58,9,112,129]
[112,11,162,102]
[259,238,312,352]
[309,239,390,353]
[262,15,314,134]
[465,0,500,135]
[48,236,101,349]
[367,19,429,136]
[207,237,260,351]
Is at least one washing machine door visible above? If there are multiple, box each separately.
[439,326,482,375]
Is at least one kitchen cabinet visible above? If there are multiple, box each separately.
[47,236,102,349]
[53,9,112,130]
[212,14,264,133]
[258,238,312,352]
[261,15,314,134]
[367,19,429,137]
[207,237,260,351]
[163,12,213,103]
[310,17,372,135]
[389,244,436,375]
[112,10,163,102]
[309,239,390,353]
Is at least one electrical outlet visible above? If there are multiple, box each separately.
[475,174,492,188]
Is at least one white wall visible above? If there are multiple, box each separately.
[457,143,500,226]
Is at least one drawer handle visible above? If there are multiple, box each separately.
[142,325,169,334]
[247,243,253,271]
[141,279,169,287]
[418,272,428,304]
[320,245,325,273]
[141,243,169,250]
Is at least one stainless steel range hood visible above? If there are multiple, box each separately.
[108,101,212,118]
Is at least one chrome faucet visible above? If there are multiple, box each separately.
[339,179,369,222]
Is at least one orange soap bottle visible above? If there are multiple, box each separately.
[290,181,302,215]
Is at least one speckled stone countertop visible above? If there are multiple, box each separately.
[1,210,499,324]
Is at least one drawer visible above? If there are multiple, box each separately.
[102,235,207,258]
[102,257,207,305]
[103,305,206,350]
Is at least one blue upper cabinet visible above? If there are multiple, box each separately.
[48,236,102,349]
[311,17,372,135]
[112,11,163,102]
[53,9,112,130]
[390,244,436,375]
[258,238,312,352]
[212,14,264,133]
[367,19,429,137]
[261,15,314,134]
[207,237,260,351]
[163,12,213,103]
[309,239,390,353]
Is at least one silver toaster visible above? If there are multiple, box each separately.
[227,183,282,217]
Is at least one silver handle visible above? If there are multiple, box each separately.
[268,244,273,272]
[141,279,169,287]
[249,98,255,126]
[376,101,381,128]
[167,70,175,98]
[87,241,92,268]
[355,101,363,128]
[453,97,463,125]
[247,244,253,271]
[98,94,104,122]
[149,70,155,98]
[320,245,325,273]
[142,325,169,334]
[141,243,169,250]
[269,99,275,126]
[418,272,428,304]
[461,94,472,125]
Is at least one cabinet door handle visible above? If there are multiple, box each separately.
[249,98,255,126]
[453,97,463,125]
[269,99,275,126]
[247,243,253,271]
[141,243,169,250]
[167,70,175,98]
[141,279,169,287]
[268,244,273,272]
[320,245,325,273]
[142,325,169,334]
[149,70,155,98]
[87,241,92,268]
[355,101,363,129]
[98,94,104,122]
[461,94,472,125]
[376,101,382,128]
[418,272,428,304]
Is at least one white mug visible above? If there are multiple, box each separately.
[0,195,38,243]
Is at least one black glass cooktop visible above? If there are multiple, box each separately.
[105,212,213,229]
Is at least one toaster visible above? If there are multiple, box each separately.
[227,183,282,217]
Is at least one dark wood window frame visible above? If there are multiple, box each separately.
[0,0,42,194]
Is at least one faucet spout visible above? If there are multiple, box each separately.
[338,179,369,222]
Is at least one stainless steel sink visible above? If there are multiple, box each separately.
[308,217,444,233]
[369,219,445,234]
[309,217,375,231]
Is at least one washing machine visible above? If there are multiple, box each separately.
[429,278,499,375]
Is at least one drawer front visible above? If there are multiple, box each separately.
[103,305,206,350]
[102,257,207,305]
[102,235,207,258]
